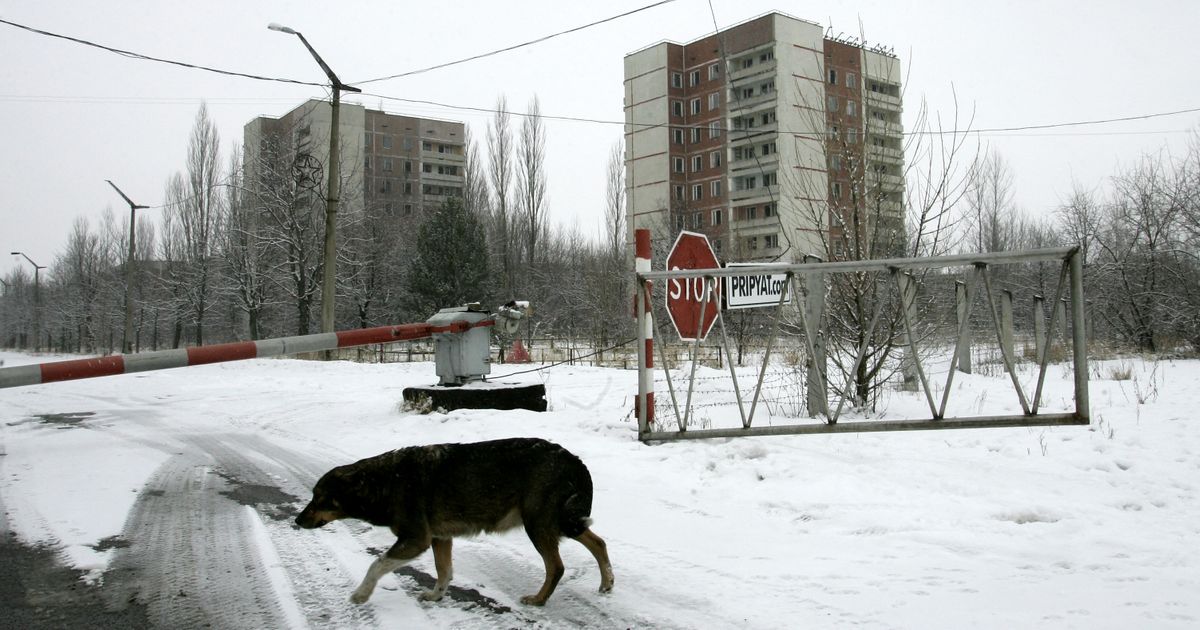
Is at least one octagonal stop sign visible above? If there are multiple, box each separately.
[666,231,722,341]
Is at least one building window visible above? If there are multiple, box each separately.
[710,151,722,168]
[423,163,433,173]
[676,214,685,230]
[761,111,776,125]
[709,121,722,139]
[381,179,393,193]
[740,57,753,69]
[691,211,702,229]
[708,92,720,110]
[689,70,700,86]
[761,80,775,94]
[405,161,412,173]
[829,69,838,84]
[830,155,842,171]
[711,180,723,197]
[828,125,839,139]
[847,128,857,144]
[403,182,413,194]
[382,135,393,149]
[765,234,779,249]
[404,204,413,215]
[760,51,774,62]
[690,98,701,115]
[674,185,684,201]
[827,95,838,111]
[363,132,372,147]
[763,173,777,186]
[364,155,371,169]
[673,157,684,173]
[692,155,703,172]
[741,87,754,100]
[712,208,723,225]
[744,206,757,220]
[692,184,703,201]
[832,182,842,199]
[847,100,857,117]
[690,127,701,144]
[763,202,775,217]
[671,128,683,144]
[748,236,759,250]
[709,63,720,80]
[713,238,722,253]
[383,158,393,172]
[671,72,683,88]
[734,146,755,160]
[847,73,857,88]
[403,137,413,150]
[672,100,683,117]
[761,141,776,156]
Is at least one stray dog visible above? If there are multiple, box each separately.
[296,437,614,606]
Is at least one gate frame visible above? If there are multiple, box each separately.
[633,230,1089,443]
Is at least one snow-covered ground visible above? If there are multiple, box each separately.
[1,349,1197,628]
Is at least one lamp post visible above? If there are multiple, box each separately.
[11,252,45,351]
[107,180,150,354]
[268,23,361,349]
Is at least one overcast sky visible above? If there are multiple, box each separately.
[2,0,1198,280]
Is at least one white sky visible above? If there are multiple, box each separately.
[2,0,1198,280]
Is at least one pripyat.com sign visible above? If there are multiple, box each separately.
[725,263,791,310]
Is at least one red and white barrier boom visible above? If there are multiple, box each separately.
[0,319,494,390]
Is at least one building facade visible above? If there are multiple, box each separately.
[623,12,904,262]
[244,100,465,221]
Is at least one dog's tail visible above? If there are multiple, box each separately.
[560,490,593,538]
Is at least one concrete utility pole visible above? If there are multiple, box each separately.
[107,180,149,354]
[11,252,45,351]
[268,23,362,353]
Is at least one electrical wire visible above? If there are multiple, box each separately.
[3,16,1197,139]
[0,17,323,88]
[349,0,679,85]
[490,338,636,379]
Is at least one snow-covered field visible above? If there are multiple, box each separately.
[1,349,1197,628]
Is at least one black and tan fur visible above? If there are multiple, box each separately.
[296,437,614,606]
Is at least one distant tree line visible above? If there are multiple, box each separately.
[0,98,629,355]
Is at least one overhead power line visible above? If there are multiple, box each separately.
[0,17,322,88]
[3,16,1197,139]
[350,0,679,85]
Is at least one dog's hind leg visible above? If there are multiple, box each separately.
[419,537,453,602]
[350,537,431,604]
[520,532,564,606]
[573,528,614,593]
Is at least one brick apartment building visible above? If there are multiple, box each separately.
[623,12,904,262]
[244,99,466,221]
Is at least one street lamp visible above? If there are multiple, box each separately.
[107,180,150,354]
[11,251,46,351]
[268,22,361,346]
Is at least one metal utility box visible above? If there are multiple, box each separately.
[428,304,492,385]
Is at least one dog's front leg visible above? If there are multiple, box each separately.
[350,537,431,604]
[419,537,453,601]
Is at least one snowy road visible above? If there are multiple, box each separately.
[2,350,1200,628]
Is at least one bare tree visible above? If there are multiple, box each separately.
[487,95,518,297]
[517,96,548,267]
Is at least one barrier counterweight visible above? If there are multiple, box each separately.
[0,321,492,390]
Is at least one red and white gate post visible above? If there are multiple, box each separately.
[634,228,654,435]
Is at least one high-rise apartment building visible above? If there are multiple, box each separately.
[244,99,465,220]
[624,12,904,262]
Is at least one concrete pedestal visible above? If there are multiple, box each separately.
[402,381,547,413]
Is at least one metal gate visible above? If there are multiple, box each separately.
[633,229,1088,442]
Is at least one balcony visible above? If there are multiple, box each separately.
[867,118,903,137]
[730,184,778,203]
[727,90,777,113]
[866,90,902,112]
[867,144,904,163]
[730,59,775,82]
